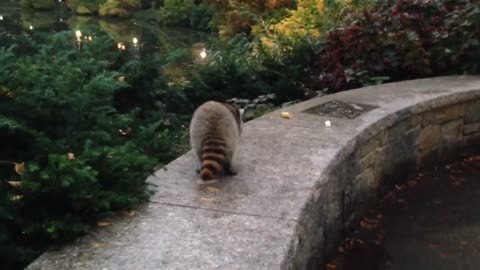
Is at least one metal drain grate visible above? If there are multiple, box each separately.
[302,100,378,119]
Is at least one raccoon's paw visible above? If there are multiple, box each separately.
[225,166,238,176]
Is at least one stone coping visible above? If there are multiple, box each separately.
[27,76,480,270]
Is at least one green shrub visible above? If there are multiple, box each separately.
[68,0,107,14]
[99,0,142,17]
[0,30,186,269]
[156,0,217,31]
[20,0,56,9]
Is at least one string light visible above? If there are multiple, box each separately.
[200,48,207,59]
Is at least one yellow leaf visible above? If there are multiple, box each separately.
[199,197,216,203]
[96,220,112,227]
[92,242,105,248]
[14,162,26,175]
[7,181,21,187]
[281,112,291,119]
[67,153,75,160]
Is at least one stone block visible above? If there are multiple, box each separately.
[464,133,480,149]
[358,152,376,171]
[464,122,480,135]
[441,119,463,144]
[417,147,440,169]
[423,104,464,125]
[418,125,441,151]
[465,100,480,123]
[357,135,381,158]
[374,127,419,193]
[381,115,422,144]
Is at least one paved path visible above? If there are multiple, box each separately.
[329,157,480,270]
[384,158,480,270]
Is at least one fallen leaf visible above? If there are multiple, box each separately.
[96,220,112,227]
[407,180,417,188]
[14,162,26,175]
[281,112,291,119]
[92,242,105,248]
[326,261,337,269]
[117,210,136,217]
[67,152,75,160]
[395,184,407,191]
[200,197,216,203]
[8,181,21,187]
[433,199,443,205]
[118,76,125,82]
[360,220,377,230]
[205,186,220,193]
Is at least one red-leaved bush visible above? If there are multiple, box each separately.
[309,0,480,92]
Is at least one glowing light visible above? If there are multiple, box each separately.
[325,120,331,127]
[0,16,3,21]
[200,48,207,59]
[121,45,125,50]
[132,37,138,44]
[88,36,92,41]
[29,25,33,30]
[75,30,82,39]
[117,42,122,49]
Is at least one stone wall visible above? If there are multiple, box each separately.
[289,100,480,269]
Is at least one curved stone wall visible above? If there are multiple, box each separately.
[27,76,480,270]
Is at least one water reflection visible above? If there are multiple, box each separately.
[0,2,216,58]
[0,2,217,83]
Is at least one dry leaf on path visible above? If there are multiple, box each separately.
[200,197,216,203]
[281,112,291,119]
[67,153,75,160]
[14,162,26,175]
[97,220,112,227]
[7,181,21,187]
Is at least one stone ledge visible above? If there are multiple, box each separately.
[27,76,480,270]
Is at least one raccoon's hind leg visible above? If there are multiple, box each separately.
[224,160,238,176]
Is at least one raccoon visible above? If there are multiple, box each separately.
[189,101,243,184]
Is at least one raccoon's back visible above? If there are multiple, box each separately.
[189,101,240,157]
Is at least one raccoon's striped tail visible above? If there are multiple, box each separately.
[198,137,227,184]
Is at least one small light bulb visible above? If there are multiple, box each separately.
[88,36,92,41]
[200,48,207,59]
[117,42,122,49]
[29,25,33,30]
[121,45,126,50]
[0,16,3,21]
[132,37,138,44]
[325,120,331,127]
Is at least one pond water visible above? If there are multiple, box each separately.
[0,0,216,68]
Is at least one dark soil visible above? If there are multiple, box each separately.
[325,153,480,270]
